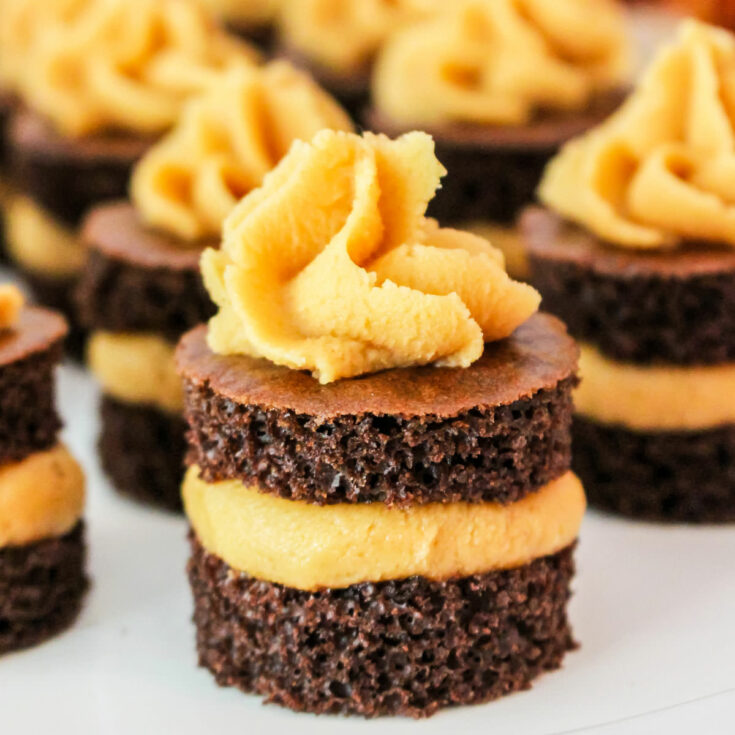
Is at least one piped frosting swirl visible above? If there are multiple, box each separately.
[540,21,735,250]
[279,0,438,76]
[201,130,540,383]
[131,62,353,241]
[373,0,630,127]
[14,0,257,138]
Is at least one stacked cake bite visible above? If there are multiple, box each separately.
[0,285,87,653]
[177,130,585,716]
[526,20,735,522]
[1,0,255,349]
[76,62,352,511]
[369,0,631,279]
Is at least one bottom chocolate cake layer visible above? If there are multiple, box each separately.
[573,417,735,523]
[99,396,186,512]
[0,523,87,655]
[188,535,576,718]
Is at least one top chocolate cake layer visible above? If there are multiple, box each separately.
[367,91,625,152]
[0,307,66,464]
[178,313,578,506]
[178,313,577,418]
[9,109,151,226]
[524,207,735,365]
[0,307,67,368]
[77,202,215,340]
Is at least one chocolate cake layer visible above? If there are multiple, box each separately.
[524,207,735,365]
[0,308,65,464]
[9,110,151,227]
[188,533,576,718]
[77,203,215,341]
[179,314,578,506]
[573,416,735,523]
[99,396,187,512]
[0,91,16,170]
[0,523,87,655]
[368,93,624,226]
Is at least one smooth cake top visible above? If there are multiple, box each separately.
[0,305,67,367]
[131,62,352,242]
[372,0,630,128]
[200,129,540,383]
[523,207,735,277]
[82,202,210,272]
[6,0,257,138]
[176,312,577,418]
[540,20,735,251]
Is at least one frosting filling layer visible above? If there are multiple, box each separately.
[576,342,735,431]
[0,444,85,548]
[5,196,86,277]
[183,467,585,591]
[88,331,183,414]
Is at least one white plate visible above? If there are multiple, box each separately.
[1,361,734,735]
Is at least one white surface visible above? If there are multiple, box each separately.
[0,362,733,735]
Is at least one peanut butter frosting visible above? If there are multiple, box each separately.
[183,467,585,590]
[15,0,257,138]
[0,445,85,548]
[202,130,540,383]
[540,21,735,250]
[373,0,630,127]
[0,285,24,330]
[0,0,88,92]
[279,0,439,76]
[131,62,353,241]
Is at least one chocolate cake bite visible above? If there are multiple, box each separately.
[0,286,87,654]
[177,129,585,717]
[78,203,213,511]
[368,0,630,279]
[527,20,735,522]
[76,63,351,511]
[1,0,256,347]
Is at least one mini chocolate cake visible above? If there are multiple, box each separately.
[369,94,624,229]
[524,208,735,522]
[0,296,87,654]
[4,110,151,357]
[77,202,214,512]
[9,109,150,228]
[178,313,584,716]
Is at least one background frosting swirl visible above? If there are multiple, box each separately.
[540,21,735,250]
[373,0,629,127]
[278,0,438,75]
[131,62,353,241]
[202,130,540,383]
[16,0,257,137]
